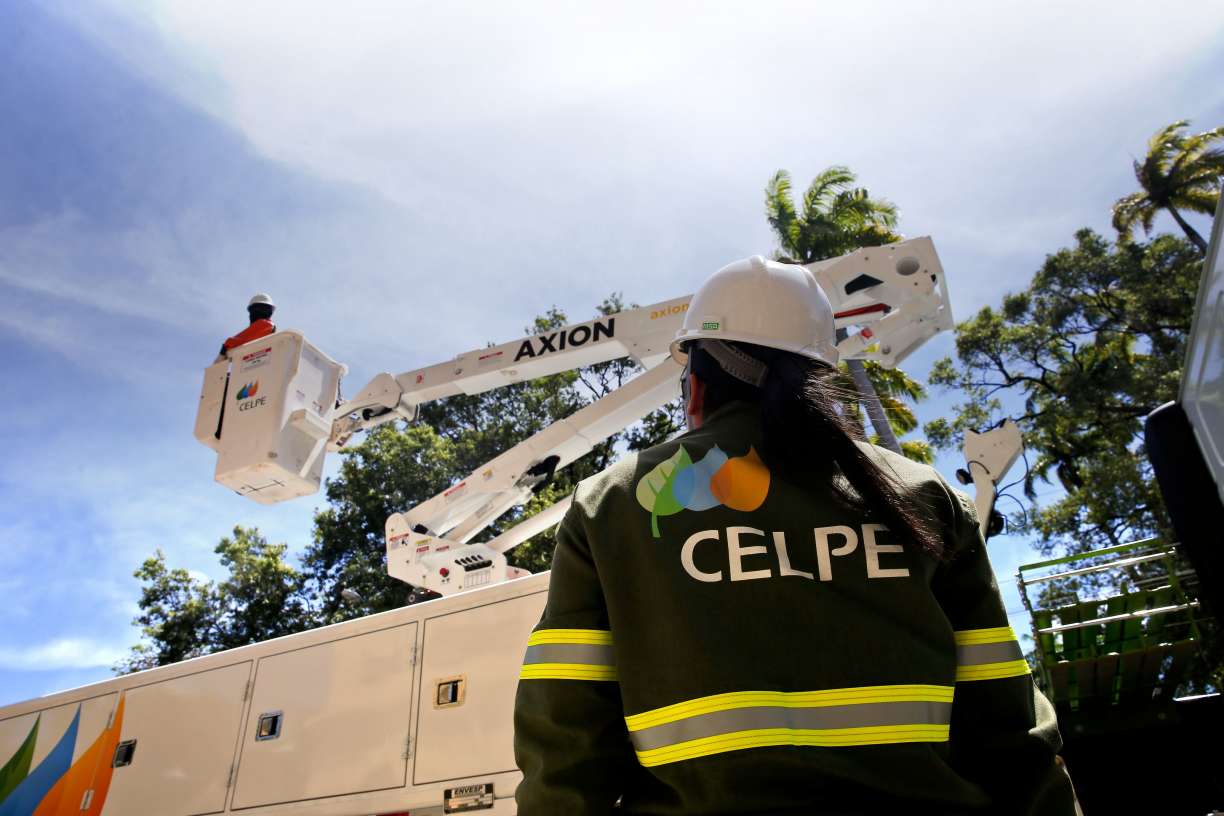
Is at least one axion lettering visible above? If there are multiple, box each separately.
[651,303,688,320]
[680,524,909,584]
[514,319,616,362]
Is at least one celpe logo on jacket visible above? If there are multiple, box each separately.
[635,444,770,537]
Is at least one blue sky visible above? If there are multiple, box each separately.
[1,0,1223,704]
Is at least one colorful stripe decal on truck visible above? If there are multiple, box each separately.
[0,695,125,816]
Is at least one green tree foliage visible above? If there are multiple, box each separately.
[925,230,1202,556]
[120,527,308,672]
[124,297,681,665]
[764,167,930,461]
[1112,120,1224,254]
[765,167,900,263]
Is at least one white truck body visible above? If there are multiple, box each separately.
[0,575,548,816]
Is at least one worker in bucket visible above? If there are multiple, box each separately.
[514,256,1078,814]
[214,293,277,363]
[210,293,277,439]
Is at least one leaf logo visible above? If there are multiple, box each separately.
[635,446,692,538]
[236,381,259,400]
[635,444,771,537]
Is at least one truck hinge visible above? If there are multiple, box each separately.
[403,735,413,760]
[409,643,418,667]
[226,763,237,789]
[243,680,254,702]
[80,789,94,811]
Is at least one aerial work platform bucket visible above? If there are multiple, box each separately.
[194,331,346,504]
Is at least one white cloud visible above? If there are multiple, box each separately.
[53,0,1222,334]
[0,638,126,671]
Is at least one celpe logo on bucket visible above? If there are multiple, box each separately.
[236,381,267,411]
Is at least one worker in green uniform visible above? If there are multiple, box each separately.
[514,256,1079,815]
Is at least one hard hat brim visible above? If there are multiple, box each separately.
[669,330,839,368]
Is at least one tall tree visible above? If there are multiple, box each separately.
[924,229,1201,556]
[1112,120,1224,254]
[120,527,309,672]
[764,167,928,459]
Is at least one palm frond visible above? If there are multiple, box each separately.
[1147,120,1190,167]
[1178,125,1224,155]
[1111,191,1148,238]
[1175,147,1224,185]
[802,166,856,220]
[1178,187,1221,216]
[863,360,926,400]
[899,439,934,465]
[765,170,801,259]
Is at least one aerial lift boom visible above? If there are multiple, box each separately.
[0,238,1035,816]
[189,237,1027,600]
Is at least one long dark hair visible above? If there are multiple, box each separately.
[689,341,945,560]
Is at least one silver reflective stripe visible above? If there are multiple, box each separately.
[957,640,1024,666]
[523,643,615,666]
[628,700,952,753]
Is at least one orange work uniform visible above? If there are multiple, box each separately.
[220,319,276,357]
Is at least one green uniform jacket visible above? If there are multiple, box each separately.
[514,401,1077,815]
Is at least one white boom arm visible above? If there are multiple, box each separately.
[960,419,1024,540]
[199,238,957,595]
[368,238,955,596]
[331,237,952,449]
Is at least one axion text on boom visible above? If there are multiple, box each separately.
[514,318,616,362]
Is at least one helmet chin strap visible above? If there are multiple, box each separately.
[696,339,769,388]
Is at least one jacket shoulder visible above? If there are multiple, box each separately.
[570,432,699,519]
[856,441,978,530]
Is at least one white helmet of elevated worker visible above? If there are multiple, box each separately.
[248,293,276,310]
[670,255,838,367]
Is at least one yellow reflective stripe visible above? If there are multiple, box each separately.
[634,724,950,767]
[519,663,617,681]
[953,626,1017,645]
[956,659,1031,682]
[527,629,613,646]
[624,684,954,732]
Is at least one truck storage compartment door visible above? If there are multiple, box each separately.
[103,662,252,815]
[413,590,547,785]
[231,622,418,809]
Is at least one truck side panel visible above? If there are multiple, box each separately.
[104,662,252,815]
[414,590,547,786]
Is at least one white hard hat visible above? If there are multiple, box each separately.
[670,255,838,367]
[248,293,276,309]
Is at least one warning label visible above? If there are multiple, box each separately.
[444,782,494,813]
[241,347,272,372]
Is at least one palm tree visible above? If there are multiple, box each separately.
[764,167,926,459]
[1112,120,1224,254]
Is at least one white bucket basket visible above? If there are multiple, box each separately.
[194,331,346,504]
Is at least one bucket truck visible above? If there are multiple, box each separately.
[1,239,1019,816]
